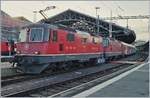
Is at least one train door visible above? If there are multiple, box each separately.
[102,37,109,58]
[59,32,64,54]
[52,30,65,54]
[49,29,59,54]
[66,32,75,53]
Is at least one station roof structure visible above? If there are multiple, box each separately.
[40,9,136,43]
[133,40,149,51]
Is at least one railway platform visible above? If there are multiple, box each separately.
[73,62,149,97]
[1,62,12,68]
[1,56,14,62]
[1,62,19,77]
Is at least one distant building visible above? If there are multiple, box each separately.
[1,10,32,41]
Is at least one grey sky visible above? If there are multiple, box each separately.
[1,1,149,41]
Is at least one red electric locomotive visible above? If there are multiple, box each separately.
[13,23,136,74]
[1,41,10,55]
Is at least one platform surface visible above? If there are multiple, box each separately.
[1,62,13,68]
[74,62,149,97]
[1,62,19,77]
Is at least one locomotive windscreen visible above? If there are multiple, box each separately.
[29,28,44,42]
[19,25,50,42]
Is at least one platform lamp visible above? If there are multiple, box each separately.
[95,7,100,35]
[109,10,113,38]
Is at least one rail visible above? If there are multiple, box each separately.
[1,53,148,97]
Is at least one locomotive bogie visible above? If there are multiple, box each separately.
[14,53,104,74]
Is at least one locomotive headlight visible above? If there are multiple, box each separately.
[14,48,17,52]
[17,51,21,54]
[35,51,40,54]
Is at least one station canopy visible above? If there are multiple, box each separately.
[39,9,136,44]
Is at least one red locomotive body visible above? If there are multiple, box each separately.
[17,26,103,55]
[14,24,136,74]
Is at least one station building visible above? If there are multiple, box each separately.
[1,10,32,42]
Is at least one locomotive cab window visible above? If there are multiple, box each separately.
[81,38,87,43]
[29,28,43,42]
[52,30,58,42]
[43,28,49,41]
[67,33,75,42]
[19,28,28,42]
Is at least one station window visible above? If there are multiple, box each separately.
[53,30,58,42]
[67,33,75,42]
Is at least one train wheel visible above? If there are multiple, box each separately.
[57,62,69,71]
[96,57,105,65]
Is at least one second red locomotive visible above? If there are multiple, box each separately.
[13,23,136,74]
[1,38,15,56]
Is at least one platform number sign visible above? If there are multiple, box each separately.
[102,37,109,47]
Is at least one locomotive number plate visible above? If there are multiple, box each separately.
[25,43,29,49]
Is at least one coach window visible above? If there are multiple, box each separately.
[67,33,75,42]
[92,38,96,44]
[53,30,58,42]
[81,38,87,44]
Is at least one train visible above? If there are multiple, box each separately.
[1,39,15,56]
[13,23,137,74]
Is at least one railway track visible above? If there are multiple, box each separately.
[1,53,141,87]
[50,54,148,97]
[1,53,148,97]
[1,62,105,86]
[30,53,148,97]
